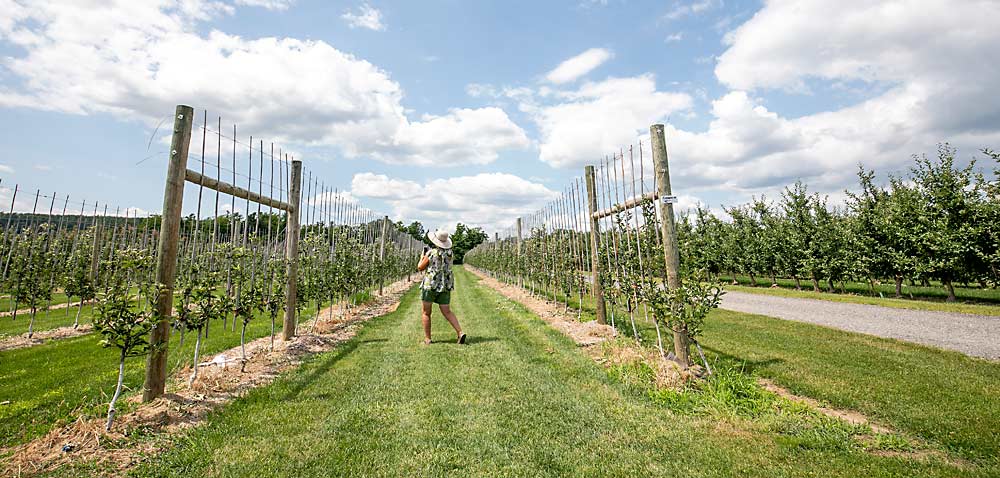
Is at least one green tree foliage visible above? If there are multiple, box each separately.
[451,223,488,264]
[93,282,157,430]
[396,220,428,245]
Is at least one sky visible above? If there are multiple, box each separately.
[0,0,998,234]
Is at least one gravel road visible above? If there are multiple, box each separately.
[721,291,1000,360]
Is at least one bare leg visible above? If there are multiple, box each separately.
[422,301,433,344]
[439,304,463,337]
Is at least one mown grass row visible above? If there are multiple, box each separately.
[472,267,1000,465]
[724,284,1000,316]
[719,274,1000,305]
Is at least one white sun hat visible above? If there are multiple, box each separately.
[427,229,453,249]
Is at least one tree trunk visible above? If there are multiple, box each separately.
[771,273,778,287]
[793,275,802,290]
[673,322,691,367]
[811,273,820,292]
[868,277,876,296]
[188,328,202,387]
[826,277,835,293]
[309,301,321,334]
[240,321,248,372]
[270,311,276,352]
[106,349,126,431]
[73,300,83,329]
[943,279,956,302]
[894,276,903,298]
[28,307,37,339]
[921,277,930,287]
[839,280,846,294]
[748,272,757,287]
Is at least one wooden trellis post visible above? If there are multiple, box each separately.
[283,159,303,340]
[650,123,689,366]
[143,105,194,402]
[378,215,388,295]
[406,239,412,281]
[515,217,523,287]
[584,166,607,325]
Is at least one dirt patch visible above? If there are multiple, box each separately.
[756,378,965,463]
[597,340,695,388]
[757,378,893,434]
[0,324,94,351]
[1,277,416,477]
[467,266,615,347]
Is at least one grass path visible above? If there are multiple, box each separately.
[128,268,973,477]
[724,284,1000,317]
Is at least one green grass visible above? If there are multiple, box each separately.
[725,284,1000,317]
[113,267,980,477]
[0,296,339,449]
[701,309,1000,464]
[720,274,1000,305]
[0,302,98,338]
[0,291,77,313]
[474,268,1000,467]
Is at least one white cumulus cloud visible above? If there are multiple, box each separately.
[0,0,528,167]
[351,172,557,231]
[544,48,613,85]
[235,0,294,11]
[341,3,385,31]
[661,0,1000,196]
[528,75,693,168]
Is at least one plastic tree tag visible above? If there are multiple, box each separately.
[661,195,678,204]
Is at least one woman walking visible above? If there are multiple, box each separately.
[418,229,466,345]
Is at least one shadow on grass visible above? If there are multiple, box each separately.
[465,336,500,345]
[274,338,365,402]
[700,344,785,375]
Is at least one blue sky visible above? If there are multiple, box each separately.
[1,0,998,233]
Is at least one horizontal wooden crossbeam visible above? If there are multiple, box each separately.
[185,169,293,212]
[591,191,659,220]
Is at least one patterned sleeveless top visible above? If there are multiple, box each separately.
[420,248,454,292]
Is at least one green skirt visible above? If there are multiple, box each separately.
[421,288,452,305]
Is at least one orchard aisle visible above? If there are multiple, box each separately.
[130,268,964,478]
[721,291,1000,360]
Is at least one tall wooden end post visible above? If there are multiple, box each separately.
[584,166,607,325]
[283,160,303,341]
[650,124,689,366]
[143,105,194,402]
